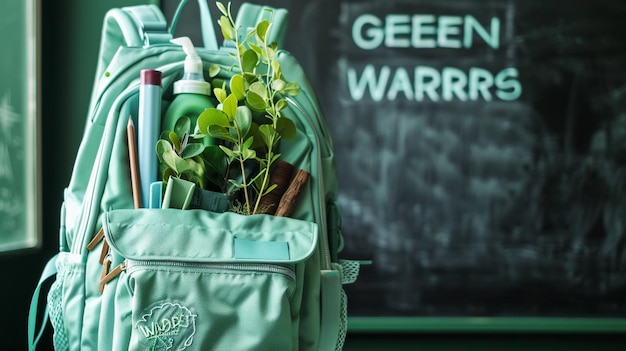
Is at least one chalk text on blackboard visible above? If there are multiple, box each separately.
[352,14,500,50]
[348,65,521,102]
[348,12,521,102]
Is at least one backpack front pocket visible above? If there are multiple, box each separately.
[125,260,296,350]
[103,209,318,351]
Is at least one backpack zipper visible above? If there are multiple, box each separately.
[126,259,295,279]
[124,259,297,297]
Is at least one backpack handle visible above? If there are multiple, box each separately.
[169,0,219,50]
[94,5,171,86]
[235,3,289,49]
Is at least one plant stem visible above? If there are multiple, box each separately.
[239,156,252,215]
[253,148,274,214]
[251,21,282,214]
[222,162,231,193]
[228,10,245,76]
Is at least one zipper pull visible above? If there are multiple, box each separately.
[98,258,111,295]
[87,227,105,251]
[99,261,126,295]
[98,239,110,265]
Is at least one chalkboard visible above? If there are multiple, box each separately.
[0,0,40,253]
[162,0,626,331]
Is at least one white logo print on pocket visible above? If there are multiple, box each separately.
[135,301,197,350]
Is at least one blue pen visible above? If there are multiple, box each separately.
[137,69,162,208]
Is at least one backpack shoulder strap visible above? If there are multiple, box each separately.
[28,254,59,351]
[94,5,171,86]
[235,3,289,48]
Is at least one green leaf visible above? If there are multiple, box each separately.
[271,79,286,92]
[163,149,187,174]
[229,124,239,141]
[235,106,252,137]
[243,72,258,85]
[249,43,263,56]
[276,117,297,140]
[246,91,266,112]
[159,130,170,140]
[266,105,276,118]
[174,116,191,137]
[211,78,226,91]
[155,139,172,162]
[271,60,282,80]
[219,16,234,41]
[208,64,221,78]
[284,82,301,96]
[222,94,238,120]
[169,131,181,153]
[187,157,204,176]
[162,167,175,183]
[264,46,276,60]
[242,49,258,73]
[208,125,237,143]
[193,154,206,172]
[256,20,270,42]
[181,142,204,159]
[242,148,256,161]
[219,145,238,160]
[216,2,228,16]
[262,183,278,196]
[230,74,246,100]
[248,81,267,99]
[275,99,288,113]
[202,145,228,175]
[258,124,277,148]
[270,153,281,164]
[242,136,254,150]
[197,108,230,135]
[237,43,246,57]
[228,179,244,189]
[214,87,227,104]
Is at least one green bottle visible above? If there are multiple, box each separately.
[163,36,215,145]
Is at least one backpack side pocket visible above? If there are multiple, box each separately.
[47,252,85,351]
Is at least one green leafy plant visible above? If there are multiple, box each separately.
[196,1,300,215]
[156,116,228,192]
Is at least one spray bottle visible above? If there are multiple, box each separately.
[162,36,215,145]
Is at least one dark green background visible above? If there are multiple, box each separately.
[1,0,624,349]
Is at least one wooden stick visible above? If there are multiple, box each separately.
[127,116,142,209]
[258,160,295,214]
[275,169,310,217]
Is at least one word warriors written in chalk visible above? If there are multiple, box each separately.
[347,13,522,102]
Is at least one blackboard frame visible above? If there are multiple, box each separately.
[0,0,41,254]
[347,317,626,333]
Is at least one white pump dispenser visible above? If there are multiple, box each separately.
[170,36,211,95]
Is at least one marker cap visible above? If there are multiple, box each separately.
[140,69,162,86]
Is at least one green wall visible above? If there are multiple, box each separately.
[1,0,154,349]
[2,0,624,349]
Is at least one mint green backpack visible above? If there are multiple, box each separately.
[28,2,358,350]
